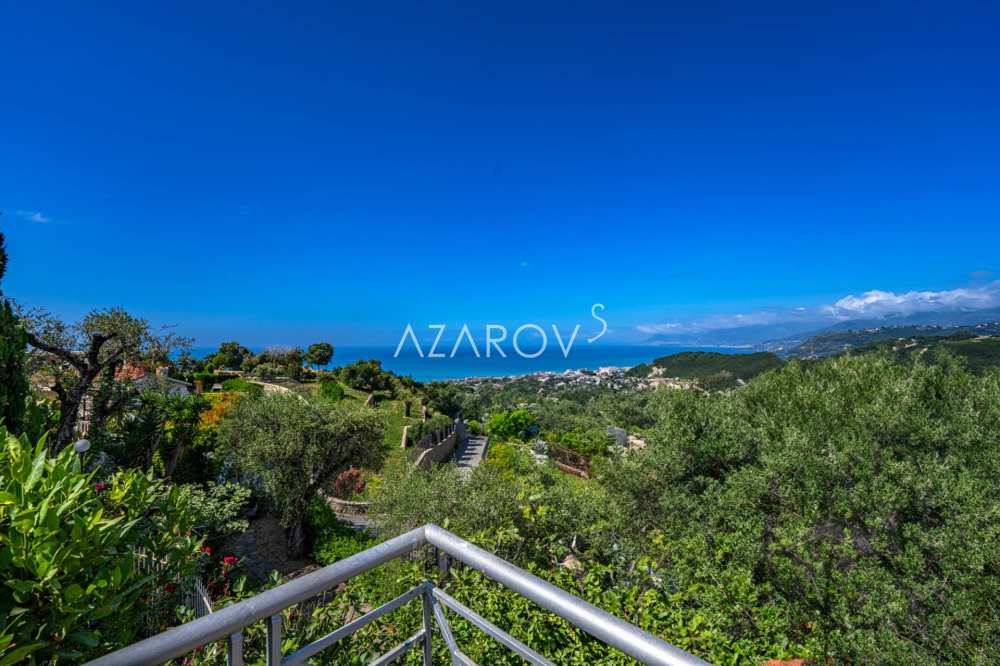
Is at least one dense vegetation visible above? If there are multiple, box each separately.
[365,352,1000,664]
[4,231,1000,663]
[790,322,1000,358]
[628,351,784,388]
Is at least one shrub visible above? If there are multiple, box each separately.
[193,371,220,387]
[220,378,263,396]
[177,481,253,540]
[318,378,345,402]
[251,362,283,379]
[486,408,537,442]
[409,414,453,445]
[0,428,200,663]
[330,468,366,499]
[545,427,607,457]
[483,441,534,476]
[305,498,374,564]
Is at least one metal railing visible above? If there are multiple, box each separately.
[87,524,709,666]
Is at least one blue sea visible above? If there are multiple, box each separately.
[188,344,751,382]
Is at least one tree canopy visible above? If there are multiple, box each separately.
[305,342,334,367]
[19,307,189,449]
[217,393,385,556]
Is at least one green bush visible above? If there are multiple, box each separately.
[193,371,220,387]
[545,427,607,457]
[409,414,453,445]
[0,428,200,663]
[220,378,263,396]
[305,498,374,564]
[486,408,537,442]
[483,441,534,477]
[317,379,345,402]
[177,481,252,541]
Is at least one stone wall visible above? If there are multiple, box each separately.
[412,431,459,468]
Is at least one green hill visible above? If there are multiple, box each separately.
[630,351,784,388]
[857,334,1000,374]
[791,322,1000,358]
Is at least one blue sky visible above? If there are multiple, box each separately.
[3,1,999,346]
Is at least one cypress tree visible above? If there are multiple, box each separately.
[0,230,29,433]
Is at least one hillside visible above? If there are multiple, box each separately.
[789,322,1000,358]
[629,351,784,387]
[856,334,1000,374]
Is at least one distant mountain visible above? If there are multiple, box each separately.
[758,308,1000,355]
[815,307,1000,333]
[643,321,822,348]
[787,321,1000,358]
[644,307,1000,353]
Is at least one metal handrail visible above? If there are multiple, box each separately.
[86,524,709,666]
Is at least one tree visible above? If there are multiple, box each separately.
[210,341,251,370]
[603,353,1000,663]
[0,230,6,284]
[486,408,538,442]
[305,342,334,368]
[0,232,29,434]
[339,359,391,394]
[20,307,189,451]
[0,427,200,663]
[423,381,464,418]
[252,346,305,380]
[218,393,385,556]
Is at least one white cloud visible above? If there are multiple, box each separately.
[824,282,1000,318]
[635,281,1000,338]
[637,309,819,335]
[15,210,50,223]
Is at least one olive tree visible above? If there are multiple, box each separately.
[217,393,385,556]
[603,352,1000,663]
[19,307,189,450]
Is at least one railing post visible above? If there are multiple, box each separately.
[227,631,243,666]
[266,614,282,666]
[421,585,434,665]
[437,548,450,585]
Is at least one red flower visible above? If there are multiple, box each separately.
[94,482,108,493]
[200,545,212,555]
[164,583,176,594]
[223,556,238,565]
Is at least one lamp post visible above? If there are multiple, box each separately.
[74,438,91,468]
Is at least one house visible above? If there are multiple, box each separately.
[118,363,193,397]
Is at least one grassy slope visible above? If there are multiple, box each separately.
[317,381,426,466]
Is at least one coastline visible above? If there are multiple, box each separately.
[187,344,753,382]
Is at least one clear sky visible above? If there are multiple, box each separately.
[3,1,999,346]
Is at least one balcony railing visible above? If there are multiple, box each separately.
[87,524,708,666]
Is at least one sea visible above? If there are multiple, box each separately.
[187,344,751,382]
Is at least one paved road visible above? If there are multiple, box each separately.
[454,435,489,474]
